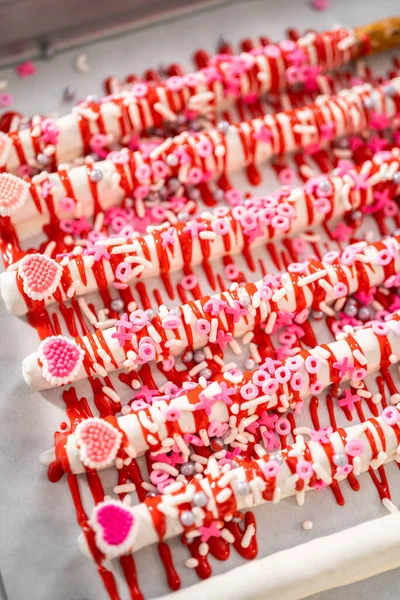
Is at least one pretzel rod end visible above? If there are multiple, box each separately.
[356,17,400,53]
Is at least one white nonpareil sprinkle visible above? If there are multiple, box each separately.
[113,483,136,494]
[382,498,399,514]
[185,558,199,569]
[241,524,255,548]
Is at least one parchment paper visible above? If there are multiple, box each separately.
[1,1,400,599]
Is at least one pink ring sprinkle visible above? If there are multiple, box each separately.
[135,163,151,181]
[150,470,169,485]
[286,356,304,372]
[212,217,231,236]
[372,321,389,336]
[252,370,269,386]
[240,383,259,400]
[382,406,400,426]
[305,356,321,374]
[138,342,156,362]
[194,319,211,335]
[345,439,365,457]
[333,282,348,298]
[165,408,182,421]
[263,378,279,394]
[187,167,203,185]
[296,460,313,480]
[376,249,393,266]
[275,417,291,436]
[290,372,304,391]
[225,263,240,281]
[275,366,291,384]
[261,461,281,478]
[181,274,198,290]
[60,196,75,212]
[309,380,324,395]
[115,262,132,282]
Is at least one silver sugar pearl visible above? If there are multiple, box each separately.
[358,306,371,321]
[200,368,212,380]
[170,307,181,317]
[344,303,358,318]
[211,437,225,452]
[268,452,283,465]
[239,295,250,307]
[236,481,251,496]
[180,510,195,527]
[219,33,232,45]
[335,137,349,150]
[111,298,124,312]
[145,491,158,499]
[244,358,256,371]
[394,228,400,236]
[312,310,324,321]
[194,351,206,363]
[166,154,179,167]
[363,97,375,110]
[189,188,201,201]
[347,297,357,306]
[213,188,225,202]
[217,120,230,134]
[145,308,155,320]
[384,85,396,98]
[89,169,103,183]
[350,210,362,221]
[177,211,189,222]
[333,452,348,467]
[63,85,77,102]
[393,172,400,185]
[180,462,194,477]
[37,153,50,166]
[232,515,243,523]
[182,351,194,364]
[318,179,332,194]
[192,491,208,507]
[168,178,180,192]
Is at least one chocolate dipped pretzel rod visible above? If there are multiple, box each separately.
[1,77,400,241]
[2,150,400,316]
[48,311,400,475]
[2,18,399,174]
[22,235,400,391]
[78,407,400,558]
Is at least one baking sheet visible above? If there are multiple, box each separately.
[1,0,400,599]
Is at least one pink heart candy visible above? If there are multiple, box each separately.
[0,172,29,216]
[19,253,62,301]
[38,335,84,386]
[90,500,137,559]
[75,418,122,469]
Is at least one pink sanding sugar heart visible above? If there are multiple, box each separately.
[0,172,29,216]
[75,418,122,469]
[90,500,137,559]
[0,132,12,168]
[19,253,62,301]
[38,335,84,386]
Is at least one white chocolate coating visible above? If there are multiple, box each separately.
[78,411,400,554]
[0,27,359,174]
[3,152,398,316]
[151,512,400,600]
[21,235,400,390]
[58,313,400,474]
[3,77,399,240]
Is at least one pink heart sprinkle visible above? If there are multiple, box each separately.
[96,503,134,547]
[19,253,62,300]
[41,336,82,379]
[76,418,122,468]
